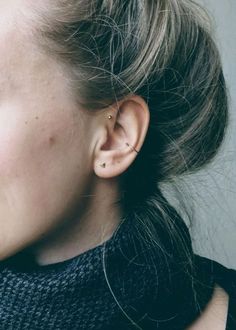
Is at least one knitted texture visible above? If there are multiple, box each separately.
[0,214,219,330]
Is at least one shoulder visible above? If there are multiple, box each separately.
[186,284,229,330]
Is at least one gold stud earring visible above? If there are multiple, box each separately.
[108,115,113,119]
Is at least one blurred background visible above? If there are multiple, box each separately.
[162,0,236,268]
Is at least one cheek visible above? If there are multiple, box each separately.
[0,109,91,259]
[0,111,51,180]
[0,110,30,178]
[0,106,88,227]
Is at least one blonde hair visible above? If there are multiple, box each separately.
[31,1,229,328]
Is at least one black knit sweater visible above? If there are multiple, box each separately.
[0,214,235,330]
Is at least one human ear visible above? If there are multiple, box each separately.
[93,95,150,179]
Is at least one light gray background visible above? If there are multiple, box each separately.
[163,0,236,269]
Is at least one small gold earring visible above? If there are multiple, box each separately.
[99,162,106,168]
[108,115,113,119]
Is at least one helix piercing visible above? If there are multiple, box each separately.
[125,142,139,154]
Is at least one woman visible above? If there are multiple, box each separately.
[0,0,235,329]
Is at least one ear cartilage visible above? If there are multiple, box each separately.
[126,142,139,154]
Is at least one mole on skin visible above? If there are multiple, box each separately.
[49,136,56,146]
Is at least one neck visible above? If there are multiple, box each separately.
[29,178,122,266]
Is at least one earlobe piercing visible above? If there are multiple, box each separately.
[99,163,106,168]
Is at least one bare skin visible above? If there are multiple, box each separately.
[0,2,150,265]
[0,3,230,329]
[186,285,229,330]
